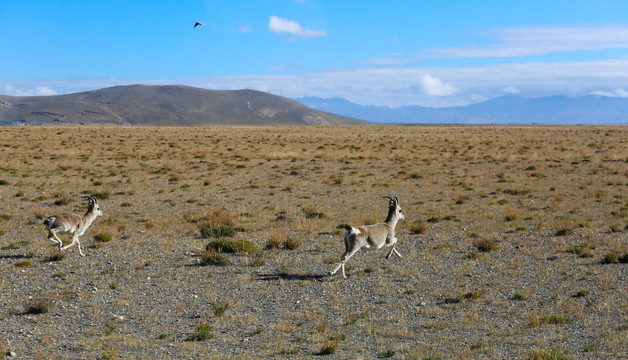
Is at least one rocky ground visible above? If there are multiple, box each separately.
[0,126,626,359]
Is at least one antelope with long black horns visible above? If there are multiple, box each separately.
[43,195,103,256]
[329,196,404,278]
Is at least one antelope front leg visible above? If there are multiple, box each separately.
[49,231,64,250]
[386,237,401,259]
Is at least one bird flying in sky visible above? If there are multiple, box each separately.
[194,22,202,28]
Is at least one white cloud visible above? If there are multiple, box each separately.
[34,86,57,96]
[590,88,628,98]
[2,84,56,96]
[238,24,253,33]
[425,25,628,58]
[501,86,521,95]
[416,74,457,96]
[268,16,326,39]
[5,58,628,108]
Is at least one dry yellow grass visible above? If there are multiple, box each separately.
[0,125,626,359]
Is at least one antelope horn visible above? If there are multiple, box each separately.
[382,196,397,205]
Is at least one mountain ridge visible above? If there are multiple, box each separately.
[294,94,628,124]
[0,85,367,126]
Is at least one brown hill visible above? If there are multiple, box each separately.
[0,85,368,125]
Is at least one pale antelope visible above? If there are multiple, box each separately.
[43,195,103,256]
[329,196,405,278]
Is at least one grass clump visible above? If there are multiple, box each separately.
[565,240,596,258]
[540,315,573,325]
[460,291,484,301]
[473,238,499,252]
[201,249,232,266]
[574,290,589,297]
[15,259,32,268]
[319,343,337,355]
[284,236,301,250]
[199,224,236,238]
[512,292,527,301]
[381,349,396,358]
[93,191,109,200]
[197,208,237,238]
[303,205,327,219]
[408,220,427,234]
[25,297,55,314]
[2,240,31,250]
[206,238,257,255]
[602,251,619,264]
[554,222,575,237]
[529,347,572,360]
[94,232,113,243]
[48,249,65,261]
[53,193,71,206]
[190,322,213,341]
[210,299,230,317]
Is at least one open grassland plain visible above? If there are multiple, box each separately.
[0,125,626,359]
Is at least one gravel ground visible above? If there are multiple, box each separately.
[0,126,626,359]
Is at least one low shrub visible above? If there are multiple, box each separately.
[206,238,257,255]
[94,232,113,243]
[201,249,232,266]
[190,323,213,341]
[408,220,427,234]
[473,238,499,252]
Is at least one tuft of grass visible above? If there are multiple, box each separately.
[408,220,427,234]
[2,240,31,250]
[319,344,337,355]
[574,290,589,297]
[460,291,484,300]
[473,238,499,252]
[206,238,257,255]
[539,315,573,325]
[93,191,110,200]
[0,214,12,221]
[48,250,65,262]
[303,205,327,219]
[381,349,396,358]
[190,322,213,341]
[512,292,527,301]
[199,224,236,238]
[529,348,572,360]
[53,193,71,206]
[554,222,575,237]
[565,240,596,258]
[25,297,55,314]
[201,249,232,266]
[15,259,32,268]
[0,180,9,185]
[94,232,113,243]
[210,299,230,317]
[283,236,301,250]
[504,208,518,222]
[602,251,618,264]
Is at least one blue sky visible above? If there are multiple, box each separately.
[2,0,628,107]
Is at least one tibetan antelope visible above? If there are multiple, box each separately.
[43,195,103,257]
[329,196,405,278]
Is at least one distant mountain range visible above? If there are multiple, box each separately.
[0,85,366,126]
[294,95,628,124]
[2,85,626,125]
